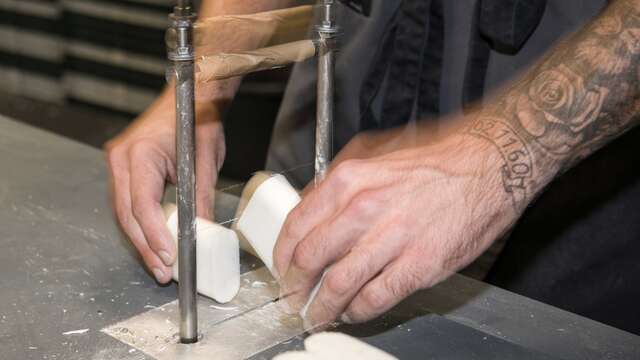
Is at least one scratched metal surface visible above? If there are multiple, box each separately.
[0,116,258,360]
[1,116,639,360]
[102,268,298,360]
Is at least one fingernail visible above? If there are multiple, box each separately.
[152,267,165,282]
[340,313,353,324]
[158,251,173,266]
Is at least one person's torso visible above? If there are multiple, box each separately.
[267,0,608,183]
[267,0,640,335]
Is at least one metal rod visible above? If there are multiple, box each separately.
[168,1,198,344]
[315,0,338,184]
[175,61,197,344]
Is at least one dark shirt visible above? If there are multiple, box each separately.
[357,0,640,336]
[270,0,640,335]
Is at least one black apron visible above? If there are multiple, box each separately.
[355,0,547,129]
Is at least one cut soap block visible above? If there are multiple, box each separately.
[235,172,324,318]
[304,332,398,360]
[235,172,301,277]
[273,332,398,360]
[232,171,274,257]
[164,204,240,303]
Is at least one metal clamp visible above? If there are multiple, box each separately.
[167,14,197,62]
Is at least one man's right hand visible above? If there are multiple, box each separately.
[104,91,226,283]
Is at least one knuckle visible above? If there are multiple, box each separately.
[105,142,125,168]
[103,136,122,154]
[353,246,374,278]
[114,203,131,228]
[130,196,151,221]
[385,267,421,300]
[361,286,388,312]
[330,160,359,187]
[317,294,340,317]
[291,240,318,273]
[281,211,302,241]
[103,138,115,152]
[348,192,380,217]
[324,270,353,296]
[128,140,155,160]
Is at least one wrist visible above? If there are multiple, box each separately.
[461,115,560,214]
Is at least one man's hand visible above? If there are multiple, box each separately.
[103,0,300,283]
[274,132,518,327]
[275,0,640,328]
[104,92,225,283]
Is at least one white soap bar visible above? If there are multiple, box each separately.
[272,352,316,360]
[236,173,301,278]
[304,332,398,360]
[235,173,324,316]
[232,172,273,258]
[165,204,240,303]
[273,332,398,360]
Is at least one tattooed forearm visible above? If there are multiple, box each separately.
[465,0,640,212]
[467,118,536,210]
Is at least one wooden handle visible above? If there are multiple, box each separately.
[194,5,314,57]
[196,40,317,82]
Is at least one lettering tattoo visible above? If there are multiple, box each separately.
[468,117,535,211]
[465,0,640,212]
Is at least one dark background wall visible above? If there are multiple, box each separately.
[0,0,286,183]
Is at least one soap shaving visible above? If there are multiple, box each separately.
[62,328,89,335]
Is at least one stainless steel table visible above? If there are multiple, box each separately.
[1,116,638,360]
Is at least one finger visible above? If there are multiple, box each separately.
[304,226,407,329]
[106,148,172,283]
[129,143,177,268]
[342,255,426,324]
[279,193,381,312]
[273,160,369,278]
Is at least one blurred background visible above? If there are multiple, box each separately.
[0,0,289,184]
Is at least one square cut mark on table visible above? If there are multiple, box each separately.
[101,267,307,360]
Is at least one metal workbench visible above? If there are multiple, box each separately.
[1,115,639,359]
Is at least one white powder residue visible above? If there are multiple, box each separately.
[209,304,239,311]
[62,328,89,335]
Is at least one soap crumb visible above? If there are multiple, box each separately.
[251,281,267,288]
[209,304,239,311]
[62,329,89,335]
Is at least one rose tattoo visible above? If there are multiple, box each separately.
[516,65,609,155]
[577,5,640,75]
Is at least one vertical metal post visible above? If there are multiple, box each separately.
[167,0,198,344]
[315,0,338,184]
